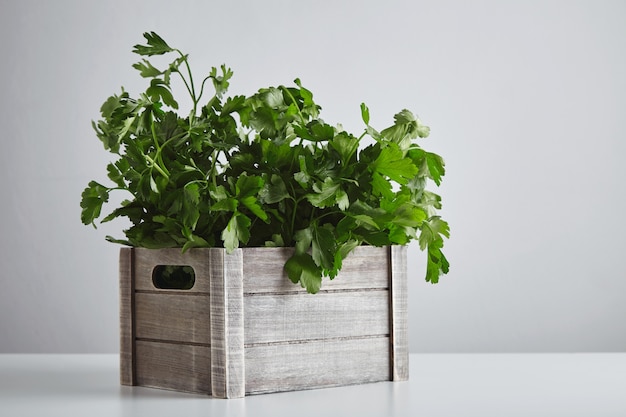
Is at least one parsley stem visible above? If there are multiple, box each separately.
[175,50,199,123]
[145,155,169,179]
[290,195,306,241]
[149,113,170,178]
[281,86,306,126]
[208,149,221,187]
[197,75,212,103]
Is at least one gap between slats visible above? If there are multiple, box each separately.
[134,334,390,349]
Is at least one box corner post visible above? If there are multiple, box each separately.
[210,248,246,398]
[389,245,409,381]
[119,247,136,386]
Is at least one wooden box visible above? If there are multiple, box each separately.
[119,245,408,398]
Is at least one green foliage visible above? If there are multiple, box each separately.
[81,32,451,293]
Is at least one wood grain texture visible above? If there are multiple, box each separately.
[119,247,135,386]
[124,245,408,397]
[135,340,211,394]
[133,248,211,293]
[244,291,389,345]
[134,292,210,345]
[242,246,390,293]
[245,336,390,395]
[210,249,245,399]
[389,245,409,381]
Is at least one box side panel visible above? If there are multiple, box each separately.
[242,246,389,293]
[133,248,212,293]
[125,246,403,397]
[119,247,135,386]
[245,337,390,395]
[135,293,210,345]
[244,291,389,345]
[135,340,211,394]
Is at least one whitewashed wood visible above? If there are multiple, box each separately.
[119,248,135,386]
[244,291,389,345]
[242,246,390,293]
[245,336,390,394]
[390,245,409,381]
[133,248,211,293]
[210,249,245,399]
[135,340,211,394]
[124,245,409,397]
[134,292,210,345]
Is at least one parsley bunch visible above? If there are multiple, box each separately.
[81,32,450,293]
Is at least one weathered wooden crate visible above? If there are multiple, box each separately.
[119,245,408,398]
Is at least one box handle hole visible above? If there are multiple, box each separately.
[152,265,196,290]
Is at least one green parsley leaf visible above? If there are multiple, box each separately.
[222,211,252,252]
[132,32,174,56]
[360,103,370,125]
[306,178,342,208]
[312,224,336,272]
[418,216,450,250]
[260,174,290,204]
[83,32,451,292]
[370,144,418,184]
[107,163,126,188]
[132,59,163,78]
[146,79,179,109]
[80,181,110,227]
[294,227,313,255]
[329,132,359,165]
[284,252,322,294]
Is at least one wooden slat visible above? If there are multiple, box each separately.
[133,248,211,293]
[244,291,389,345]
[389,245,409,381]
[242,246,390,293]
[245,336,390,395]
[210,249,245,399]
[125,245,404,397]
[119,247,135,386]
[135,292,210,345]
[135,340,211,394]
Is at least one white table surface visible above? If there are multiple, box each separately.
[1,353,625,417]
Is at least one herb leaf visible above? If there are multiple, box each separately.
[80,181,110,227]
[132,32,174,56]
[82,32,451,293]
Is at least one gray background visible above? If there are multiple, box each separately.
[1,0,625,353]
